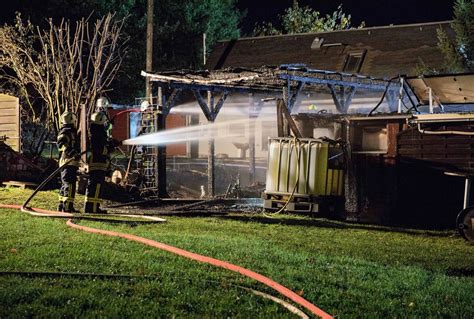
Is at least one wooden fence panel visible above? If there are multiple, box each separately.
[0,94,20,152]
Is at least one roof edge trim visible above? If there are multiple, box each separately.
[218,20,453,43]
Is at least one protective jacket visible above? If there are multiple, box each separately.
[87,122,118,172]
[57,124,80,167]
[84,118,119,214]
[88,123,112,171]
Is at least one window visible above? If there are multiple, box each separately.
[343,50,366,73]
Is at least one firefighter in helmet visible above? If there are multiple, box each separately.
[84,97,120,214]
[57,110,80,212]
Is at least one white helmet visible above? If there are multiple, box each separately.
[140,100,150,112]
[96,96,111,112]
[60,111,77,126]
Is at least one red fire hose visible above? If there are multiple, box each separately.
[0,204,333,318]
[111,108,140,121]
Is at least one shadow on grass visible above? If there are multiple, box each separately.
[445,268,474,278]
[217,214,457,239]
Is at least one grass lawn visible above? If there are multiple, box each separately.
[0,187,473,318]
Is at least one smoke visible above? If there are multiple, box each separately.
[168,93,279,118]
[169,103,277,118]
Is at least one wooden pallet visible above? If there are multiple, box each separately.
[262,192,343,214]
[264,199,319,213]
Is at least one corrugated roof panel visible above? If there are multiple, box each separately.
[407,74,474,104]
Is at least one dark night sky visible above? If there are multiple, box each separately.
[1,0,457,34]
[237,0,456,35]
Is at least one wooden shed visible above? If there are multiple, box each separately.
[342,113,474,227]
[0,94,20,152]
[202,20,472,227]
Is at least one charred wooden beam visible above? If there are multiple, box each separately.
[162,88,182,115]
[328,85,356,113]
[288,81,305,112]
[248,93,256,185]
[193,90,229,121]
[213,91,229,118]
[277,99,285,137]
[157,81,282,94]
[279,72,393,91]
[193,90,213,121]
[207,91,215,198]
[277,99,302,138]
[157,85,167,197]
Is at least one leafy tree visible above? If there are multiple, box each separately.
[253,4,364,36]
[153,0,241,70]
[252,22,280,37]
[121,0,242,102]
[437,0,473,73]
[3,0,242,103]
[188,0,241,66]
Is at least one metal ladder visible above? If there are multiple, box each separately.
[138,107,158,194]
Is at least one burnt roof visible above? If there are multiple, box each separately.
[143,65,395,94]
[206,21,454,78]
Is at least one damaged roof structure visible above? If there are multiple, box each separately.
[143,20,473,116]
[141,64,404,114]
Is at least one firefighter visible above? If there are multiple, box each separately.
[57,110,80,212]
[84,98,120,214]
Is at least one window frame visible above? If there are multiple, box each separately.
[342,50,367,74]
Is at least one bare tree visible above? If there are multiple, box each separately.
[0,13,127,136]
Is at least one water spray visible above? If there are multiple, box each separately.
[123,118,261,146]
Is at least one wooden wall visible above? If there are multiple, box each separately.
[0,94,20,152]
[166,114,187,156]
[345,118,472,228]
[108,108,129,153]
[398,124,474,174]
